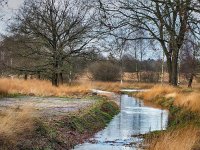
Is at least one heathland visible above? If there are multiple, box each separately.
[0,77,200,150]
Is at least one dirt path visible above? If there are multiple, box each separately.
[0,96,96,117]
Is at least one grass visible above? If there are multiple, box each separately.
[175,92,200,112]
[136,85,178,101]
[0,105,36,148]
[143,106,200,150]
[91,81,154,92]
[0,78,154,98]
[2,77,200,149]
[135,85,200,150]
[136,85,200,112]
[0,98,119,149]
[148,126,199,150]
[0,78,91,97]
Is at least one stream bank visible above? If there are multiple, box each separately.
[132,89,200,150]
[0,96,119,150]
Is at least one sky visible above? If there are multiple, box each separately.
[0,0,24,33]
[0,0,162,60]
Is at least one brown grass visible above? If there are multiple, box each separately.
[0,78,155,97]
[175,93,200,112]
[137,85,178,101]
[91,81,154,92]
[149,126,199,150]
[0,105,36,145]
[137,84,200,112]
[137,85,200,150]
[0,78,91,97]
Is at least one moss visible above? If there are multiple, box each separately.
[168,105,200,128]
[61,99,119,133]
[141,130,165,140]
[0,92,24,98]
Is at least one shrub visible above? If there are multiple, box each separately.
[140,72,160,83]
[89,62,120,81]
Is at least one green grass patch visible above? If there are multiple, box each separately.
[0,92,24,98]
[60,99,119,133]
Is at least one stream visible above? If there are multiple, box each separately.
[74,93,168,150]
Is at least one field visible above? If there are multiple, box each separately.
[1,77,200,149]
[0,78,154,98]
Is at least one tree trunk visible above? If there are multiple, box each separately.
[188,74,194,88]
[59,73,63,85]
[24,74,28,80]
[161,51,165,85]
[136,65,139,82]
[166,50,179,86]
[37,71,41,80]
[166,56,172,84]
[171,54,178,86]
[52,72,59,87]
[52,61,59,87]
[171,58,178,86]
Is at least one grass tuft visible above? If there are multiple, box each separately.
[148,126,199,150]
[0,105,36,148]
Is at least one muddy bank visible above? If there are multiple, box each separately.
[0,97,119,150]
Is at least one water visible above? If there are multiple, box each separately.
[74,95,168,150]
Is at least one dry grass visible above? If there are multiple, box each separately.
[0,78,91,97]
[137,85,178,101]
[0,105,36,145]
[91,81,154,92]
[137,84,200,112]
[1,78,199,111]
[149,126,199,150]
[138,85,200,150]
[175,93,200,112]
[0,78,155,97]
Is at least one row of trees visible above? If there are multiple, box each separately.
[97,0,200,86]
[0,0,200,86]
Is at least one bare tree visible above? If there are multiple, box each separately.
[97,0,197,86]
[1,34,47,79]
[180,36,200,88]
[108,28,131,84]
[9,0,96,86]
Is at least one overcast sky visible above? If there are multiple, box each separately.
[0,0,24,33]
[7,0,24,9]
[0,0,162,59]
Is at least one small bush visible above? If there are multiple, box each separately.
[89,62,120,81]
[140,72,160,83]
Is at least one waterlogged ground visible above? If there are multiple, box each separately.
[0,96,95,116]
[74,94,168,150]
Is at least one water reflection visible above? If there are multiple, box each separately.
[74,95,168,150]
